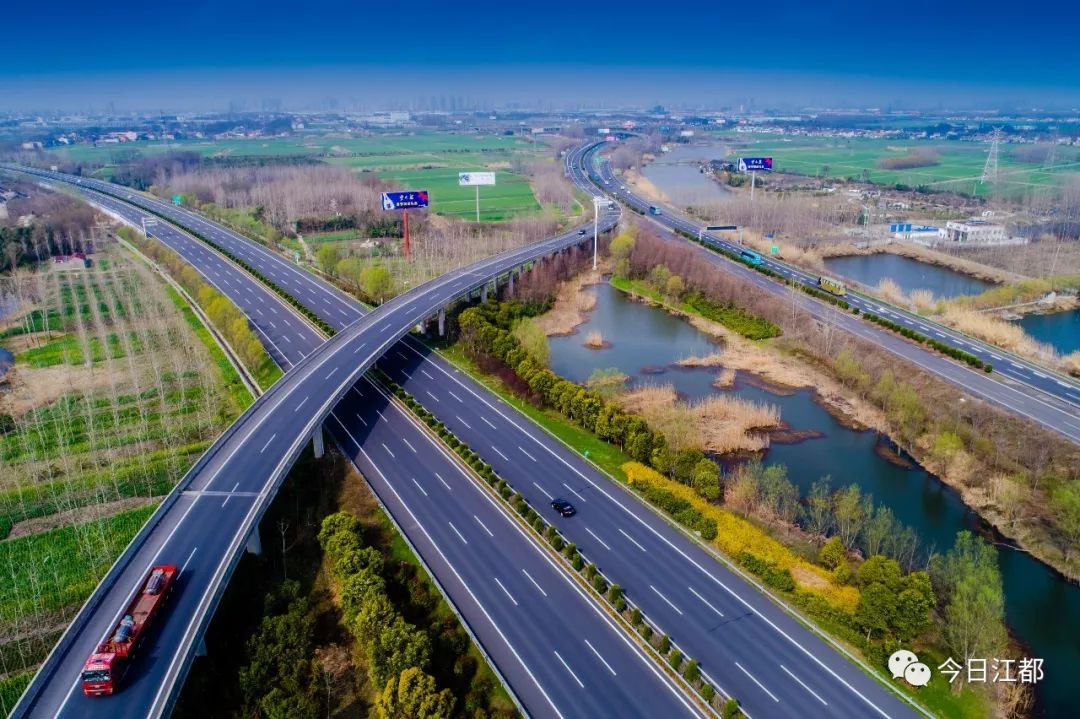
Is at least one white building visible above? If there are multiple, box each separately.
[945,220,1007,244]
[943,220,1027,247]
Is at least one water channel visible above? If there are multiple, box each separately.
[823,253,995,299]
[548,280,1078,717]
[1016,309,1080,356]
[641,143,734,206]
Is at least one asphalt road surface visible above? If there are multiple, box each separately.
[8,146,926,719]
[7,164,700,719]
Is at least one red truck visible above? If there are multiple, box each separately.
[81,564,178,696]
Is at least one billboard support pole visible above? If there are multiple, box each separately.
[475,185,481,223]
[403,210,411,262]
[750,170,756,202]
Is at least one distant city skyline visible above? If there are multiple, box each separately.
[4,0,1079,112]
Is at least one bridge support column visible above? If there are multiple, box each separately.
[438,307,446,336]
[196,638,208,657]
[508,270,514,295]
[246,527,262,555]
[312,424,325,459]
[481,283,488,303]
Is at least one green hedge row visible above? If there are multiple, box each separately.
[862,313,991,371]
[631,480,718,541]
[736,552,796,593]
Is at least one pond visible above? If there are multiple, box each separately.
[641,143,734,206]
[1016,309,1080,355]
[547,280,1079,717]
[824,253,995,299]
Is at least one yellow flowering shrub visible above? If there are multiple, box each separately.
[622,462,859,613]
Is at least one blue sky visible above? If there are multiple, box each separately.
[4,0,1079,110]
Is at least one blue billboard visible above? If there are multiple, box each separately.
[738,157,773,172]
[381,190,430,210]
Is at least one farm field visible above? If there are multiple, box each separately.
[0,245,247,691]
[380,168,541,221]
[44,131,537,165]
[47,130,548,221]
[716,132,1080,196]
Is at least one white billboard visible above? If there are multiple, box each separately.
[597,128,611,135]
[458,172,496,186]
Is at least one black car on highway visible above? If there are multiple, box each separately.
[551,497,576,517]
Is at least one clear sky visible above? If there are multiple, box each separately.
[3,0,1079,111]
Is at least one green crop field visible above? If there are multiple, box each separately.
[0,247,248,682]
[716,132,1080,196]
[303,229,361,243]
[381,168,541,221]
[0,505,158,621]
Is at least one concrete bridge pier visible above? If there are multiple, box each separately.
[508,269,514,295]
[438,307,446,336]
[246,527,262,555]
[481,282,488,303]
[312,424,325,459]
[196,638,208,657]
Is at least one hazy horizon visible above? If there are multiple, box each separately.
[4,0,1080,113]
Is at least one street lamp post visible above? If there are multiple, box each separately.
[591,196,605,271]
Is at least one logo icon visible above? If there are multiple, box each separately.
[889,649,931,687]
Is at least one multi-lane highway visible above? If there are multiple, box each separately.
[6,158,707,719]
[576,146,1080,443]
[11,145,929,719]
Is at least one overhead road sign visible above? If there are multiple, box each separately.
[706,225,737,231]
[381,190,429,211]
[738,157,773,172]
[458,172,496,186]
[380,190,428,261]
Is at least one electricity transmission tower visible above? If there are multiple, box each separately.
[980,128,1001,185]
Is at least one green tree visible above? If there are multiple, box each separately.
[760,464,799,524]
[817,537,846,570]
[861,505,895,558]
[665,274,686,300]
[932,430,964,473]
[258,688,320,719]
[692,458,722,501]
[721,698,744,719]
[938,531,1008,662]
[238,582,318,717]
[893,571,935,641]
[374,667,455,719]
[855,581,896,639]
[1050,482,1080,562]
[361,264,394,302]
[317,244,340,274]
[336,256,364,289]
[803,476,833,536]
[609,233,635,277]
[368,616,432,689]
[833,348,868,390]
[833,484,871,550]
[648,264,672,291]
[855,555,903,592]
[512,318,550,367]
